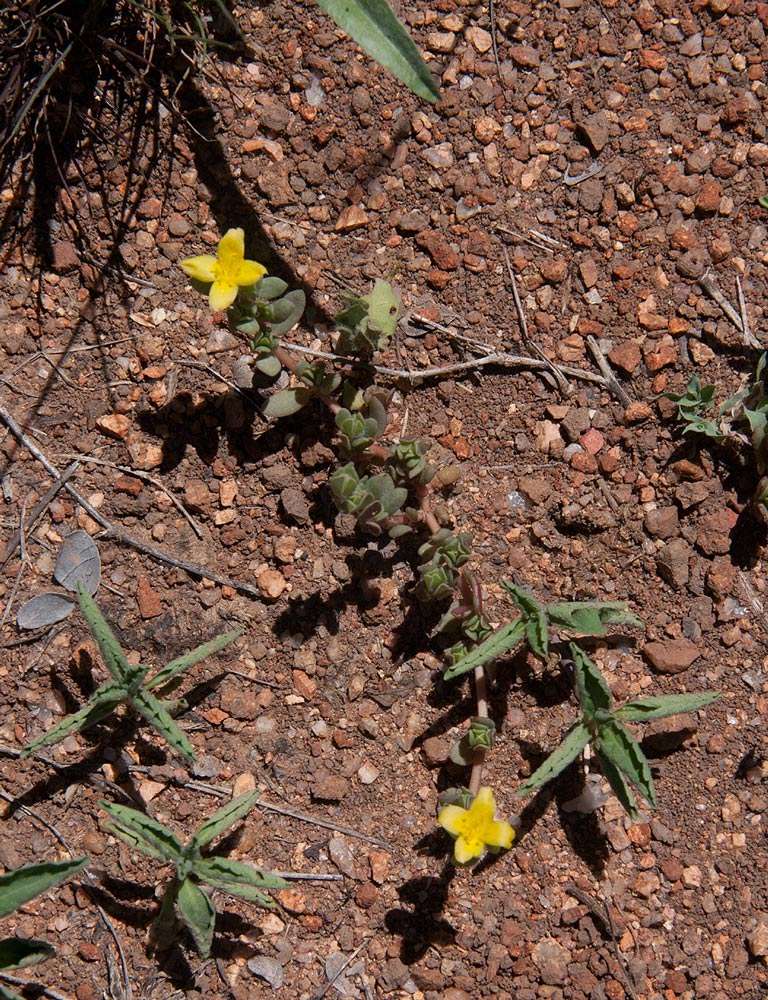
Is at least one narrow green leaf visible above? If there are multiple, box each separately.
[100,802,183,863]
[616,691,720,723]
[547,601,641,635]
[596,722,657,808]
[0,858,88,919]
[130,689,196,762]
[0,938,55,970]
[177,879,215,958]
[502,583,549,658]
[76,583,131,681]
[314,0,439,103]
[514,723,590,799]
[596,750,639,821]
[443,619,526,680]
[0,984,22,1000]
[570,644,612,719]
[191,792,260,850]
[145,629,243,692]
[193,857,288,892]
[22,681,126,755]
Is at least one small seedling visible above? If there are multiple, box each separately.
[665,354,768,516]
[0,856,88,1000]
[515,645,719,819]
[22,583,241,762]
[101,794,287,957]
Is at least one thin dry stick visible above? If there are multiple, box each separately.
[279,341,608,389]
[0,971,71,1000]
[488,0,503,85]
[564,882,638,1000]
[586,335,631,407]
[59,453,203,540]
[0,501,28,628]
[502,247,572,396]
[699,273,744,334]
[0,462,78,569]
[0,404,264,600]
[736,275,761,349]
[312,938,371,1000]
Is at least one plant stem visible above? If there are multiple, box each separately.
[469,664,489,795]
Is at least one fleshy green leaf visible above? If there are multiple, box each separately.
[0,858,88,919]
[145,630,242,692]
[596,721,656,808]
[265,290,306,336]
[615,691,720,722]
[177,879,216,958]
[191,792,260,850]
[514,723,590,799]
[263,387,312,419]
[130,689,196,762]
[547,601,641,635]
[100,802,183,863]
[443,619,526,680]
[254,276,288,300]
[76,583,131,681]
[596,751,639,821]
[21,681,126,755]
[0,938,55,970]
[314,0,439,103]
[255,355,282,378]
[570,644,612,719]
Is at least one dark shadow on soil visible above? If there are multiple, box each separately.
[384,863,457,965]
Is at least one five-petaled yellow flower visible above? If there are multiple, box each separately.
[438,787,515,864]
[180,228,266,311]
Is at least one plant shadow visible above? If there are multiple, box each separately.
[384,862,457,965]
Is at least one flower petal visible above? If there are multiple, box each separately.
[468,786,496,824]
[236,260,267,286]
[181,254,217,283]
[217,228,245,282]
[454,835,484,865]
[438,805,467,838]
[209,280,238,311]
[484,819,515,850]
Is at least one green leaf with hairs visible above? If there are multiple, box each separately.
[0,858,88,919]
[502,583,549,658]
[443,619,526,680]
[570,644,612,720]
[596,751,639,820]
[314,0,439,103]
[547,601,641,635]
[100,802,183,863]
[0,938,55,970]
[21,682,125,755]
[596,721,656,809]
[177,879,216,958]
[76,583,130,682]
[194,857,288,899]
[514,723,590,799]
[130,689,196,762]
[145,629,242,692]
[616,690,720,722]
[191,792,260,850]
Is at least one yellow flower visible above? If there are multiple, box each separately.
[180,228,267,311]
[438,787,515,864]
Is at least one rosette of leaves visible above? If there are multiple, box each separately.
[22,584,241,763]
[101,794,287,957]
[439,570,493,665]
[0,857,88,1000]
[336,394,388,456]
[416,529,472,602]
[233,277,306,378]
[335,279,401,357]
[387,439,436,487]
[329,463,409,538]
[443,583,641,681]
[264,360,341,419]
[514,645,720,819]
[449,716,497,766]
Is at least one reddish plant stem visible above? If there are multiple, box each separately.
[469,665,489,795]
